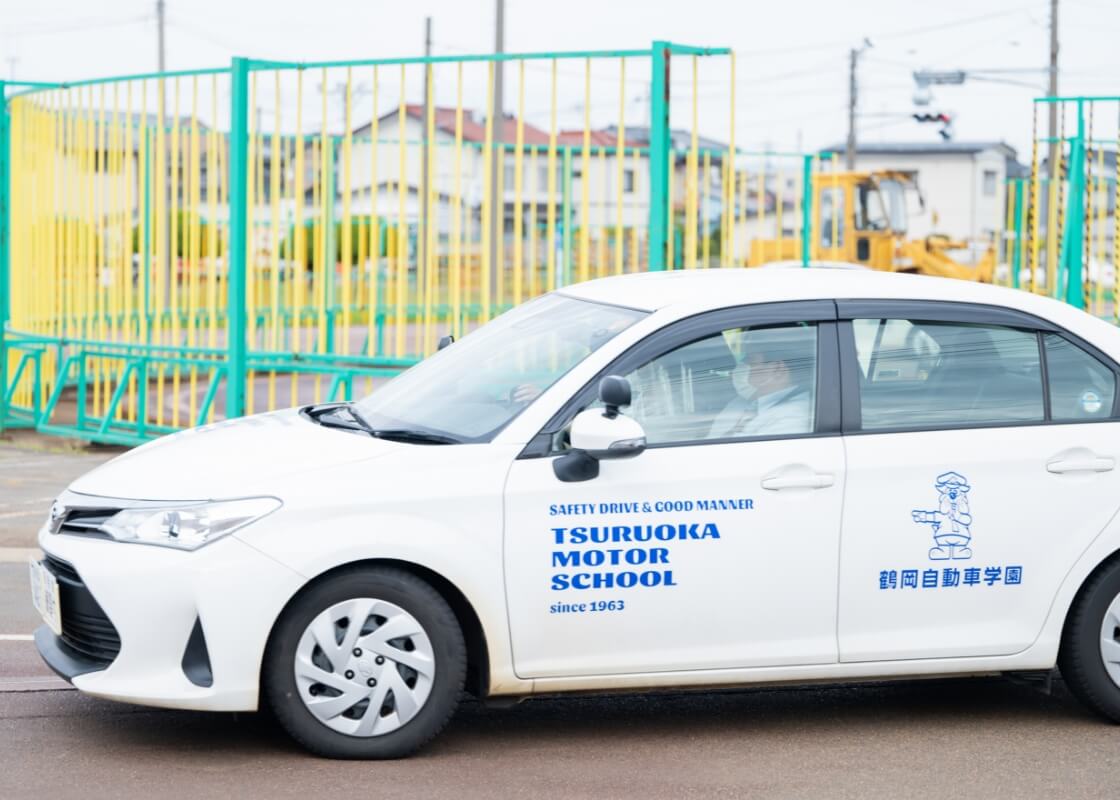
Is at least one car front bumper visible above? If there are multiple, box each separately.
[35,525,306,711]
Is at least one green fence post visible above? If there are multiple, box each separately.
[226,58,250,418]
[800,153,812,268]
[0,80,10,434]
[1060,99,1087,309]
[647,41,671,271]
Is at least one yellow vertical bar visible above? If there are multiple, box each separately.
[480,62,494,322]
[1114,107,1120,323]
[496,146,505,307]
[630,146,640,272]
[342,68,354,358]
[727,51,736,268]
[528,147,539,296]
[293,70,306,405]
[579,58,591,284]
[702,151,711,268]
[1094,143,1105,315]
[451,62,463,337]
[316,68,329,395]
[513,60,525,306]
[776,166,785,250]
[125,81,137,421]
[1028,106,1041,294]
[738,163,748,266]
[597,144,607,277]
[170,78,183,426]
[268,71,283,412]
[499,143,508,304]
[830,155,839,258]
[614,58,626,277]
[248,72,261,409]
[423,64,436,353]
[188,76,201,425]
[686,56,698,270]
[369,66,383,363]
[207,75,219,421]
[395,65,407,355]
[546,60,558,291]
[153,80,166,426]
[94,85,107,420]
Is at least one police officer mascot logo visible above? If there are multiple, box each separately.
[911,472,973,561]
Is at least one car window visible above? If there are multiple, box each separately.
[602,322,818,446]
[852,319,1044,430]
[1044,333,1116,421]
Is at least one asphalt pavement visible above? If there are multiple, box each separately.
[1,433,1118,799]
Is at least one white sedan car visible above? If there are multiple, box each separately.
[31,267,1120,758]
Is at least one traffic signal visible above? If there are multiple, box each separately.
[913,112,954,140]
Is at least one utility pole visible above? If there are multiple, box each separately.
[419,17,433,279]
[489,0,505,305]
[1047,0,1060,175]
[846,49,858,170]
[157,0,166,73]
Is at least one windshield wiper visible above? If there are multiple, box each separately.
[302,403,375,435]
[368,429,462,445]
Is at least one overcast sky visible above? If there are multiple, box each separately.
[1,0,1117,161]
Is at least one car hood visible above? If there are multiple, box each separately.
[68,408,401,501]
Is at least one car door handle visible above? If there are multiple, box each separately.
[1047,454,1115,474]
[760,465,835,491]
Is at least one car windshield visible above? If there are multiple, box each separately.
[352,294,647,442]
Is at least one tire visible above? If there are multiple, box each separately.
[1059,557,1120,724]
[263,566,467,758]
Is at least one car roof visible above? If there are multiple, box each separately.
[557,267,1076,323]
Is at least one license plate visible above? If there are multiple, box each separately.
[29,559,62,636]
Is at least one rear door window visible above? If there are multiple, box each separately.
[851,318,1044,430]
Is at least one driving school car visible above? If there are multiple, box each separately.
[31,267,1120,758]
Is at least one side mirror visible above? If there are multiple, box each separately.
[437,334,455,351]
[554,376,646,482]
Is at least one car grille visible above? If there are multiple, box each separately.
[43,555,121,665]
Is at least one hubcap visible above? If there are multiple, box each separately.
[1100,593,1120,689]
[294,598,435,737]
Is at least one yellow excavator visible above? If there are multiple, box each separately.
[750,170,995,281]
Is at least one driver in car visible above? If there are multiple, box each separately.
[708,330,815,438]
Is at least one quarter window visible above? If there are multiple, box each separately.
[852,319,1044,430]
[1044,333,1116,420]
[607,322,818,445]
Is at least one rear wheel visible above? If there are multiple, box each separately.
[1059,558,1120,723]
[263,566,466,758]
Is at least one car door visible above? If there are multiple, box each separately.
[837,300,1120,662]
[502,301,846,679]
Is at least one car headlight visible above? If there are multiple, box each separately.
[101,497,282,551]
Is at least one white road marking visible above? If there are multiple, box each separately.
[0,548,42,563]
[0,496,55,510]
[0,635,34,641]
[0,509,46,520]
[0,676,73,692]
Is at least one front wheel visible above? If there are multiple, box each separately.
[263,566,467,758]
[1059,558,1120,723]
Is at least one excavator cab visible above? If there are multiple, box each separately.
[816,171,917,269]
